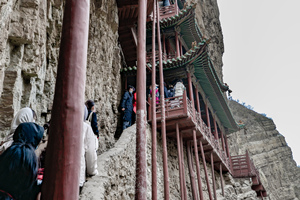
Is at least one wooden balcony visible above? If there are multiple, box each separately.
[148,90,232,173]
[232,152,267,197]
[159,4,178,19]
[146,51,176,63]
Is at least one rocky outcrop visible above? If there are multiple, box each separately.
[228,100,300,200]
[0,0,122,152]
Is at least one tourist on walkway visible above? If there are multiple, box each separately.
[80,106,98,190]
[121,85,134,130]
[0,107,37,154]
[85,100,99,138]
[150,84,160,104]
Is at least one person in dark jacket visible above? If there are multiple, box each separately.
[0,122,44,200]
[121,85,134,130]
[85,100,99,138]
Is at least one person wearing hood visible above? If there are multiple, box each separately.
[0,108,37,154]
[80,106,98,190]
[0,122,44,200]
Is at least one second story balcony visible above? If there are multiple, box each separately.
[148,90,232,173]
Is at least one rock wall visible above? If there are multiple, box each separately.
[0,0,122,151]
[228,100,300,200]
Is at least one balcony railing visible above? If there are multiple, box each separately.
[146,51,176,63]
[160,4,177,19]
[148,90,231,171]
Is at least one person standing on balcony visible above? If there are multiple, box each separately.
[163,0,170,6]
[121,85,134,130]
[150,84,160,104]
[174,79,185,97]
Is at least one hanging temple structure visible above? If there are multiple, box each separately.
[1,0,300,199]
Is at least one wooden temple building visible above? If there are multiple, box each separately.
[118,0,267,199]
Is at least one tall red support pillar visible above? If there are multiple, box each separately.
[163,34,166,60]
[151,1,157,199]
[176,123,184,199]
[193,130,204,200]
[187,142,199,200]
[211,152,217,200]
[220,164,224,196]
[41,1,90,199]
[157,2,170,199]
[135,0,148,199]
[199,141,213,200]
[180,134,188,200]
[224,135,230,160]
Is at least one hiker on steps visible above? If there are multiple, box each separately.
[85,100,99,138]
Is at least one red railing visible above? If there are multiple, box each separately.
[148,90,232,171]
[160,4,177,19]
[146,51,176,63]
[231,151,258,178]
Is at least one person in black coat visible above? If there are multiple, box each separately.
[85,100,99,138]
[121,85,134,130]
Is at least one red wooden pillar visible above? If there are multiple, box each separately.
[180,134,188,200]
[199,141,213,200]
[193,130,204,200]
[175,31,180,57]
[205,103,211,133]
[176,123,184,199]
[187,142,199,200]
[195,88,201,113]
[163,34,166,60]
[220,164,224,196]
[187,72,195,112]
[211,152,217,200]
[213,118,219,142]
[180,41,183,56]
[41,1,90,199]
[151,1,158,199]
[157,2,170,199]
[175,0,178,15]
[135,0,148,198]
[220,129,226,156]
[224,134,230,159]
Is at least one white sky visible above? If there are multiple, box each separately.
[217,0,300,165]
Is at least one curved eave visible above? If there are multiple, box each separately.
[146,4,196,30]
[121,40,207,74]
[193,54,239,134]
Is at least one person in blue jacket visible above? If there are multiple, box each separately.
[85,100,99,138]
[121,85,134,130]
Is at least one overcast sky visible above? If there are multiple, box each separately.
[217,0,300,165]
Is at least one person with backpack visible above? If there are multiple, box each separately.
[121,85,134,130]
[85,100,99,138]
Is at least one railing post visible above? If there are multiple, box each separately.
[183,90,187,114]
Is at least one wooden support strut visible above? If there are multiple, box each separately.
[211,152,217,200]
[151,1,157,199]
[192,130,204,200]
[157,1,170,199]
[176,123,185,199]
[220,164,224,196]
[187,142,199,200]
[199,140,213,200]
[180,133,188,200]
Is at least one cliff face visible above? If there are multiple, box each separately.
[228,100,300,200]
[0,0,122,152]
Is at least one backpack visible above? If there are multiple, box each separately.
[86,112,93,126]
